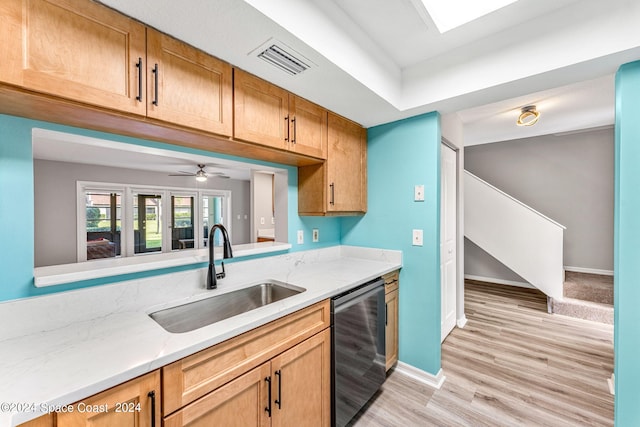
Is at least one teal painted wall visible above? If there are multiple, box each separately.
[614,61,640,426]
[0,114,341,301]
[342,112,442,375]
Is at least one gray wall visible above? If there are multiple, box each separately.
[464,127,614,279]
[34,160,250,267]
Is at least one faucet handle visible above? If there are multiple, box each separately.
[215,261,227,280]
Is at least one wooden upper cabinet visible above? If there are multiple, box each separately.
[327,113,367,213]
[234,69,289,150]
[298,113,366,215]
[146,29,233,136]
[0,0,147,115]
[234,69,327,159]
[289,95,327,159]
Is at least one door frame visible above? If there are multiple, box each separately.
[441,138,467,332]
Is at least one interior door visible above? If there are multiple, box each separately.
[441,143,457,341]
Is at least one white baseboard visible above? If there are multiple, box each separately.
[564,266,614,276]
[394,362,446,389]
[464,274,533,289]
[456,316,468,328]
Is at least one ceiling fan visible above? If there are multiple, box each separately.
[169,164,230,181]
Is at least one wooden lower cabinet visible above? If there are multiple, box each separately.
[271,329,331,427]
[165,329,331,427]
[164,363,271,427]
[17,302,331,427]
[16,414,53,427]
[56,370,160,427]
[384,271,399,371]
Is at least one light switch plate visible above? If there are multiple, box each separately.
[412,229,423,246]
[260,217,265,225]
[312,228,319,242]
[414,185,425,202]
[297,230,304,244]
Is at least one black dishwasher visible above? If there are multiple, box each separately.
[331,277,386,427]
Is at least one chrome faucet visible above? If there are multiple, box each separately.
[207,224,233,290]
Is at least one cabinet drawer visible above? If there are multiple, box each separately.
[162,299,330,415]
[383,270,399,294]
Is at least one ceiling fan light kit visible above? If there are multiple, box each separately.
[195,168,208,182]
[517,105,540,126]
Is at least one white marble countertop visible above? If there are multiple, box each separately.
[0,245,401,427]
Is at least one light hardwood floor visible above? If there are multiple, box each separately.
[353,281,614,426]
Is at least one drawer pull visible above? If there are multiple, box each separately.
[265,376,272,417]
[135,58,143,102]
[275,370,282,409]
[148,390,156,427]
[152,64,159,106]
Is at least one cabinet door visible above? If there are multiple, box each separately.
[289,96,327,159]
[164,362,271,427]
[0,0,146,115]
[56,370,160,427]
[385,288,399,371]
[16,414,53,427]
[146,29,232,136]
[326,113,367,213]
[271,329,331,427]
[234,69,289,150]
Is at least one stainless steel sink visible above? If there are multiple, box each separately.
[149,281,305,333]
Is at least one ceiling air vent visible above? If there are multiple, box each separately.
[258,44,310,75]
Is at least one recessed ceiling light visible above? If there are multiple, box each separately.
[421,0,519,33]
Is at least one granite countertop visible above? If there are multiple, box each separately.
[0,245,401,427]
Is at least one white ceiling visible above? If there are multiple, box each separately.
[33,0,633,172]
[94,0,640,145]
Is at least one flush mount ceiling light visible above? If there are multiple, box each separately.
[420,0,519,33]
[517,105,540,127]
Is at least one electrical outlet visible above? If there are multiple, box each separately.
[271,217,275,224]
[260,217,265,225]
[414,185,425,202]
[312,228,319,242]
[412,229,423,246]
[297,230,304,244]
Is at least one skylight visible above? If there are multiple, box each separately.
[421,0,519,33]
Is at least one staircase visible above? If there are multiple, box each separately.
[552,271,614,324]
[464,171,566,300]
[464,170,613,324]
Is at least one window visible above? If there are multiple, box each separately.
[134,194,162,254]
[85,191,121,260]
[77,182,231,262]
[172,195,195,250]
[202,194,226,246]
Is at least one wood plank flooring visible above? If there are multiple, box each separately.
[352,281,614,426]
